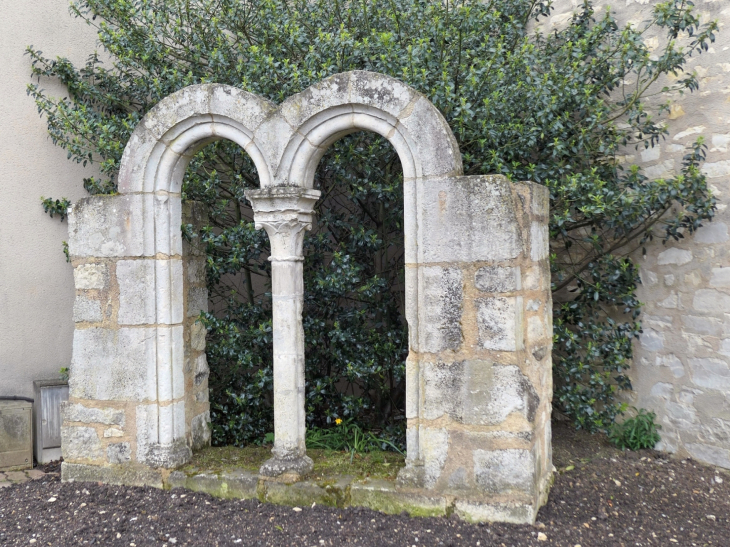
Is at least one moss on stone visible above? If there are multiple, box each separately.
[183,446,404,481]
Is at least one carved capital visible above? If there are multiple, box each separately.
[245,187,321,260]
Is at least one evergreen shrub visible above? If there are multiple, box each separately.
[28,0,717,445]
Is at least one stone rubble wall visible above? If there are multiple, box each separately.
[549,0,730,468]
[61,198,210,482]
[403,175,553,523]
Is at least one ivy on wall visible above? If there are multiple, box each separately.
[28,0,717,443]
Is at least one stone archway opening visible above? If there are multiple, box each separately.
[302,129,410,448]
[63,71,554,524]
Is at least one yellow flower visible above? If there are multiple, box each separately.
[335,418,343,425]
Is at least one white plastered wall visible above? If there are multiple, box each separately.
[0,0,99,398]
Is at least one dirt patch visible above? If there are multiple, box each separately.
[1,421,728,546]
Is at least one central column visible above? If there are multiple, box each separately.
[245,187,320,477]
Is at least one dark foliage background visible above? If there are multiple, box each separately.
[29,0,716,445]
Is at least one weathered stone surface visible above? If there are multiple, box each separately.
[61,426,103,462]
[194,354,209,386]
[420,266,463,353]
[473,449,535,495]
[693,289,730,313]
[70,327,157,401]
[685,443,730,469]
[73,263,108,290]
[475,266,520,293]
[107,442,131,464]
[72,295,102,323]
[62,462,163,488]
[694,222,728,244]
[454,499,535,525]
[62,403,125,426]
[688,358,730,391]
[191,411,211,450]
[657,248,693,266]
[350,480,450,518]
[418,176,521,263]
[655,354,686,379]
[423,361,539,425]
[187,287,208,317]
[68,195,149,258]
[191,321,207,351]
[117,260,156,325]
[639,328,664,352]
[476,297,522,351]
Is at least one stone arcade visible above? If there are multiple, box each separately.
[61,71,553,523]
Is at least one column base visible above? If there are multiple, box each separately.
[259,454,314,478]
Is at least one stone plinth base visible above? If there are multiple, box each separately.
[61,462,551,524]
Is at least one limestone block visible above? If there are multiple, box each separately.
[476,297,523,351]
[61,462,163,488]
[73,295,102,323]
[194,354,209,386]
[694,222,728,244]
[70,327,156,401]
[649,382,673,400]
[419,266,463,353]
[104,428,124,437]
[530,222,549,261]
[62,403,125,427]
[207,84,274,137]
[682,315,722,336]
[117,260,156,325]
[421,427,449,488]
[475,266,520,293]
[664,402,698,429]
[655,354,686,378]
[280,72,353,129]
[187,287,208,317]
[187,260,206,284]
[639,328,664,351]
[135,404,159,463]
[694,289,730,313]
[400,98,462,179]
[473,448,535,495]
[688,358,730,390]
[68,195,152,258]
[418,176,521,263]
[710,267,730,287]
[107,443,131,464]
[73,264,108,290]
[423,361,539,426]
[61,426,103,462]
[349,71,417,119]
[191,321,207,351]
[657,248,692,266]
[527,316,546,345]
[191,411,211,450]
[253,114,295,179]
[454,499,535,525]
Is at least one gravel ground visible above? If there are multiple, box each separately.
[1,422,728,546]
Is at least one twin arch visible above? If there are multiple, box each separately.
[65,70,552,521]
